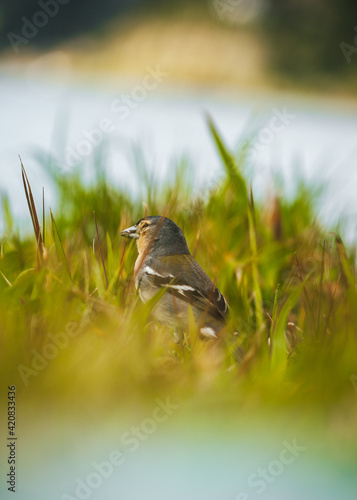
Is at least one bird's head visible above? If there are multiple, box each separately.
[120,216,190,257]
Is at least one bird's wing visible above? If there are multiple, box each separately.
[141,254,228,322]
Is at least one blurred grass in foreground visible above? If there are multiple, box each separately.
[0,119,356,447]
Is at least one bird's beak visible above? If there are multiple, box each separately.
[120,225,139,239]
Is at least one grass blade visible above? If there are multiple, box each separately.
[336,235,356,292]
[42,187,45,247]
[19,156,43,262]
[208,115,264,336]
[1,192,14,233]
[0,270,12,287]
[316,239,325,334]
[269,285,280,356]
[50,208,71,281]
[93,211,108,289]
[247,190,265,336]
[271,277,309,370]
[207,115,248,205]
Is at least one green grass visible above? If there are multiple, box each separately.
[1,118,357,447]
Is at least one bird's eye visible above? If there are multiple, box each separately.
[141,222,149,230]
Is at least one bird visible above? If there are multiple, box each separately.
[120,216,228,342]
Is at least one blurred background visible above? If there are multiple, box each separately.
[1,1,357,499]
[1,0,357,239]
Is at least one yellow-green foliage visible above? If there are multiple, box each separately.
[0,119,357,438]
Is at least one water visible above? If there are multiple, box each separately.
[1,67,357,242]
[17,417,357,500]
